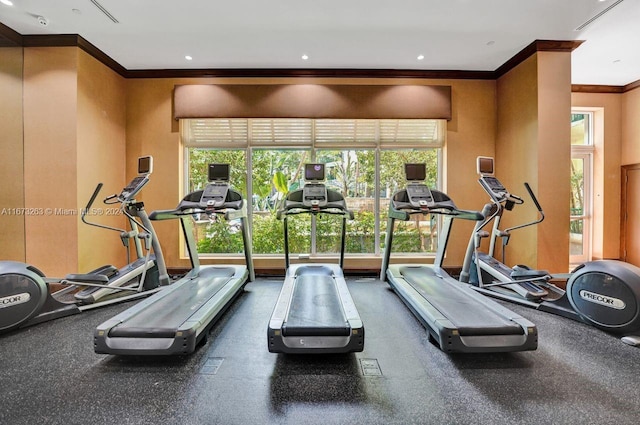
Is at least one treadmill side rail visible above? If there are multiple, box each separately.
[386,265,537,353]
[268,264,364,354]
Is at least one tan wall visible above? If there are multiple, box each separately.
[571,92,622,260]
[536,52,572,272]
[77,49,127,271]
[22,47,126,276]
[496,52,572,273]
[622,88,640,165]
[496,55,540,267]
[126,77,497,270]
[24,47,79,276]
[0,46,25,261]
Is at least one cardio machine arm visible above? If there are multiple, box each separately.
[81,183,127,233]
[502,182,545,234]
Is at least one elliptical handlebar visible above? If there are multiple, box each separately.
[502,182,545,234]
[524,182,543,212]
[81,183,126,233]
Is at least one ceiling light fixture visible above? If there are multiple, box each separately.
[37,16,49,26]
[417,54,425,60]
[185,55,193,61]
[301,54,309,60]
[0,0,14,6]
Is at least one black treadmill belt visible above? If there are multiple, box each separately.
[282,274,350,337]
[399,267,523,336]
[108,267,236,338]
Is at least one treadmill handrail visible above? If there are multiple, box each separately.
[390,189,483,222]
[149,201,245,221]
[277,205,354,220]
[276,188,354,220]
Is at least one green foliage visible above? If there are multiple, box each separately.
[190,147,439,255]
[272,171,289,195]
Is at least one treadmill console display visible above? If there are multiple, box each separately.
[406,183,435,209]
[302,183,328,208]
[200,163,231,208]
[201,183,229,208]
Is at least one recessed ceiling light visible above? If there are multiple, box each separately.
[486,40,495,46]
[0,0,14,6]
[72,8,82,14]
[185,55,193,61]
[301,54,309,60]
[417,54,425,61]
[613,59,621,63]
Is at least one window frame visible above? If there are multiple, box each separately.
[181,118,444,259]
[570,110,595,265]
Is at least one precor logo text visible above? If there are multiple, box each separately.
[579,290,625,310]
[0,293,31,309]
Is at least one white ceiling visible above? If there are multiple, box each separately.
[1,0,638,85]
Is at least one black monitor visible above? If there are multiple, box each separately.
[304,163,325,181]
[405,163,426,182]
[138,156,153,175]
[477,156,494,176]
[208,163,230,182]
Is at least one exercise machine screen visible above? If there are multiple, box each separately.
[138,156,153,175]
[305,163,325,181]
[208,163,230,182]
[405,163,426,181]
[477,156,494,176]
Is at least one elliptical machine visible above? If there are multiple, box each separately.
[460,156,640,346]
[0,156,170,334]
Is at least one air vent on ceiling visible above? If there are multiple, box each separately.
[89,0,119,24]
[575,0,624,31]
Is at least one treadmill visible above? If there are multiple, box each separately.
[380,163,537,353]
[267,163,364,354]
[94,163,255,355]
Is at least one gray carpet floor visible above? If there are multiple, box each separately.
[1,276,639,425]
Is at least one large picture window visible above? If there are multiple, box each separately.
[182,118,444,257]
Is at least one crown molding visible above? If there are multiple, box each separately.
[7,31,624,88]
[494,39,584,78]
[0,21,22,47]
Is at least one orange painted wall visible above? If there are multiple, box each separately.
[76,50,127,272]
[622,87,640,165]
[23,47,79,276]
[496,52,572,273]
[571,92,622,260]
[0,46,25,261]
[125,77,497,270]
[22,47,126,276]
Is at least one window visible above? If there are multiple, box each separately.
[182,118,444,257]
[570,112,594,264]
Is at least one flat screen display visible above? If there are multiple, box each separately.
[405,163,426,181]
[477,156,494,175]
[138,156,153,174]
[304,163,325,181]
[208,163,230,181]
